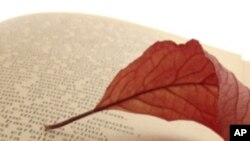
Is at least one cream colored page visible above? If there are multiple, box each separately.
[0,43,136,141]
[0,23,146,141]
[0,13,188,141]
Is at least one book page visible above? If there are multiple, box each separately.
[0,13,235,141]
[0,28,141,140]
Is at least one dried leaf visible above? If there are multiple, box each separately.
[96,39,250,141]
[46,39,250,141]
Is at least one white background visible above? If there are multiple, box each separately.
[0,0,249,60]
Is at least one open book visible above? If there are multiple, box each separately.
[0,13,249,141]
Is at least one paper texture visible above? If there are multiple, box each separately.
[0,13,247,141]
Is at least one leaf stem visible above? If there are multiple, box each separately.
[44,108,101,131]
[45,82,187,131]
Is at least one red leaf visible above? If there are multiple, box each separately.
[95,39,250,141]
[46,39,250,141]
